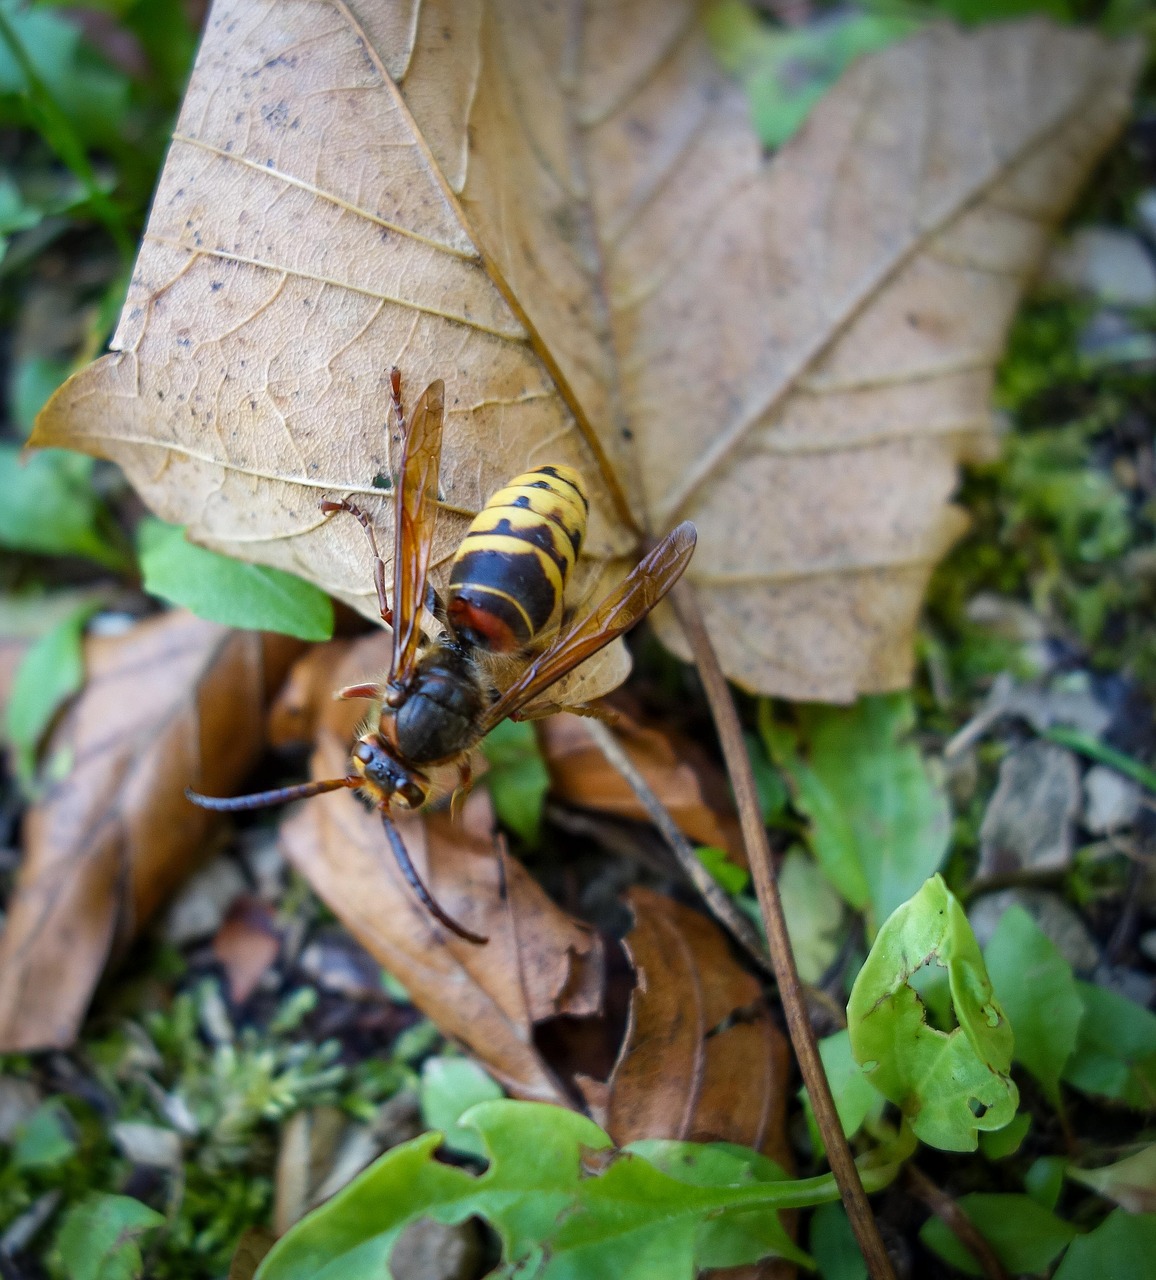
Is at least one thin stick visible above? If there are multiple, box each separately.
[582,716,774,979]
[671,580,896,1280]
[905,1166,1010,1280]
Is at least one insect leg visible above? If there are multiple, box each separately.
[335,682,380,701]
[380,812,488,945]
[449,755,475,822]
[319,498,392,626]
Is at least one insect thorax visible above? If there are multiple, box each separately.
[392,640,489,764]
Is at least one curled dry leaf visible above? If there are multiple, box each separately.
[0,612,300,1052]
[605,887,789,1167]
[538,710,744,861]
[32,4,1141,697]
[277,634,603,1103]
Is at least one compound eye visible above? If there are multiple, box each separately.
[354,742,375,764]
[399,781,425,809]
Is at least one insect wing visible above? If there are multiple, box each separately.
[480,521,697,731]
[389,379,445,686]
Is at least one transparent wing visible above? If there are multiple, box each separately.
[479,522,697,732]
[389,379,445,687]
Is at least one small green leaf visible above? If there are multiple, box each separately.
[1062,981,1156,1109]
[0,445,127,568]
[54,1193,164,1280]
[761,694,951,930]
[810,1202,867,1280]
[1053,1209,1156,1280]
[479,718,549,845]
[418,1057,503,1160]
[919,1193,1077,1277]
[696,844,750,895]
[1025,1156,1067,1211]
[1068,1144,1156,1214]
[979,1111,1031,1161]
[801,1030,885,1145]
[12,1100,77,1170]
[984,905,1083,1105]
[779,848,844,984]
[847,875,1018,1151]
[5,600,99,786]
[255,1101,824,1279]
[138,519,333,641]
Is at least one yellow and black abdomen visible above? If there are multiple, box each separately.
[447,465,588,653]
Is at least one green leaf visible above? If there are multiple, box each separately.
[696,844,750,895]
[984,905,1083,1106]
[1068,1145,1156,1214]
[979,1111,1030,1161]
[847,875,1018,1151]
[1062,982,1156,1109]
[11,1100,77,1170]
[255,1101,828,1279]
[11,353,71,433]
[54,1193,164,1280]
[479,718,549,845]
[779,848,844,984]
[801,1030,885,1148]
[418,1057,503,1160]
[1053,1209,1156,1280]
[0,445,127,568]
[810,1201,866,1280]
[1025,1156,1067,1212]
[761,694,951,929]
[705,1,918,149]
[138,519,334,641]
[5,600,99,787]
[919,1193,1077,1277]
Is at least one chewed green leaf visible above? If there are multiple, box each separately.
[255,1101,818,1279]
[919,1193,1077,1277]
[848,875,1018,1151]
[139,519,333,641]
[0,445,128,568]
[761,693,951,930]
[4,599,100,788]
[54,1193,164,1280]
[479,718,549,845]
[418,1057,503,1160]
[984,905,1083,1106]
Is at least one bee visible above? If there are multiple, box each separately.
[188,370,696,944]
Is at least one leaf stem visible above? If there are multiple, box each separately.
[581,716,774,979]
[1041,725,1156,794]
[670,579,897,1280]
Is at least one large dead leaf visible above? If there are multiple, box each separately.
[33,4,1140,697]
[0,612,299,1051]
[277,633,604,1103]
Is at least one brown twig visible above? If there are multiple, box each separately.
[905,1165,1011,1280]
[581,716,774,979]
[671,579,897,1280]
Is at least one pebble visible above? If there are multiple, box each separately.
[159,855,247,946]
[978,741,1081,877]
[1083,764,1142,834]
[1045,227,1156,306]
[112,1121,182,1169]
[1078,309,1156,368]
[969,888,1100,973]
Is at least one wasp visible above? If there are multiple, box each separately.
[188,370,696,944]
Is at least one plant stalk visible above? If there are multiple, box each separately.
[581,715,774,978]
[671,579,897,1280]
[905,1165,1010,1280]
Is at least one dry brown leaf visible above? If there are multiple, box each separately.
[212,898,282,1002]
[277,633,603,1102]
[539,710,744,860]
[606,887,789,1165]
[32,4,1140,698]
[0,612,300,1052]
